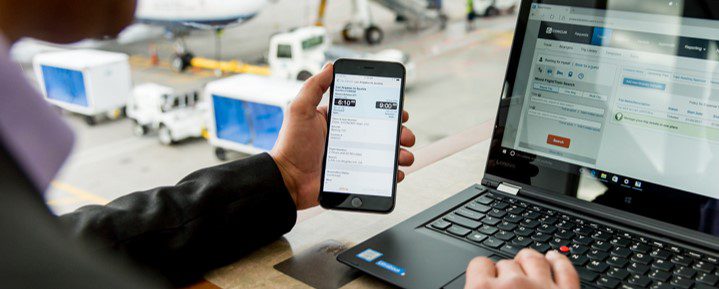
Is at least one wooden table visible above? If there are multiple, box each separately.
[200,139,491,288]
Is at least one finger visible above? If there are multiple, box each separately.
[398,148,414,167]
[293,64,334,113]
[495,259,525,278]
[402,110,409,123]
[546,251,580,289]
[317,105,328,119]
[465,257,497,288]
[397,170,405,182]
[515,249,552,284]
[400,126,416,147]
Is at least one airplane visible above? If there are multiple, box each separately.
[11,0,272,70]
[135,0,272,72]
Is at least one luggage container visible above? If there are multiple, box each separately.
[33,49,132,125]
[205,75,303,160]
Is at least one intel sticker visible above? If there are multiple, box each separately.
[356,249,383,262]
[376,260,406,277]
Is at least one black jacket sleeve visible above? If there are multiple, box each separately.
[59,153,297,286]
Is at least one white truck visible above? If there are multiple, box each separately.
[473,0,518,17]
[205,74,304,160]
[127,83,207,145]
[33,50,132,125]
[268,26,416,86]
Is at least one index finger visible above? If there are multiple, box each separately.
[402,110,409,123]
[546,251,580,289]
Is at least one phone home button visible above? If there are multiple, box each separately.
[351,197,363,208]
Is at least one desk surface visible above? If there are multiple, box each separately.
[206,141,490,288]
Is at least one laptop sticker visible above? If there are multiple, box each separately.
[375,260,406,277]
[356,249,383,262]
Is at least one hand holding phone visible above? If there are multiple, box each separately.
[319,59,406,213]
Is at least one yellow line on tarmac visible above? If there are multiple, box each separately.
[51,181,110,205]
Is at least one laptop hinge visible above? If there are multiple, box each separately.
[497,182,522,196]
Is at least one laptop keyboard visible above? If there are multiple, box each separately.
[426,189,719,289]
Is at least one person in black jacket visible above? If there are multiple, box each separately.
[0,0,579,288]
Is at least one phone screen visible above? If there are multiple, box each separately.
[323,73,403,197]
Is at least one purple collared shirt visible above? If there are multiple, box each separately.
[0,35,74,192]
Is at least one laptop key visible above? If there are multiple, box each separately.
[669,276,693,289]
[575,226,594,236]
[694,284,718,289]
[631,253,652,265]
[596,276,621,289]
[575,235,594,246]
[538,224,557,234]
[475,195,494,205]
[651,259,673,271]
[521,219,541,229]
[482,237,505,249]
[592,241,612,252]
[673,266,695,278]
[612,247,633,259]
[478,226,498,236]
[444,214,482,229]
[648,269,671,282]
[671,255,692,267]
[531,232,551,242]
[482,216,502,226]
[630,243,651,254]
[607,256,629,268]
[522,210,541,219]
[649,282,672,289]
[555,229,575,240]
[571,244,589,255]
[504,214,523,223]
[577,267,599,282]
[492,202,509,210]
[696,272,719,286]
[587,260,610,273]
[650,249,671,260]
[508,205,524,215]
[627,275,651,287]
[497,221,517,231]
[501,244,521,255]
[456,208,484,221]
[447,226,471,237]
[467,232,488,243]
[495,231,515,241]
[693,261,713,273]
[607,267,630,280]
[531,242,550,253]
[570,254,589,266]
[611,237,631,248]
[550,238,570,249]
[627,262,650,275]
[589,250,610,261]
[511,236,532,247]
[514,226,532,237]
[430,220,452,230]
[467,202,491,213]
[489,209,507,218]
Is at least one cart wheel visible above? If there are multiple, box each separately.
[133,121,149,137]
[364,26,384,45]
[485,6,500,17]
[215,147,228,161]
[84,115,97,126]
[158,124,175,146]
[341,24,359,42]
[171,52,194,73]
[296,71,313,81]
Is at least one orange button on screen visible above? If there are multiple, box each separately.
[547,134,571,148]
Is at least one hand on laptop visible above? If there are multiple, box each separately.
[270,63,417,210]
[465,249,579,289]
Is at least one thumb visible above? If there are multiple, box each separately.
[293,64,334,113]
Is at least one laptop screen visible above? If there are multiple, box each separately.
[487,0,719,239]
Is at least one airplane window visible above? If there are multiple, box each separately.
[301,36,324,50]
[277,44,292,59]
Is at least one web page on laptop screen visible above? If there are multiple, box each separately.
[501,3,719,201]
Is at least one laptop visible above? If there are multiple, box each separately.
[338,0,719,288]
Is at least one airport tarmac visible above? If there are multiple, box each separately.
[36,1,518,214]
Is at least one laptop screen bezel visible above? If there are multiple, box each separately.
[484,0,719,250]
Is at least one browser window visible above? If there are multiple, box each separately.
[502,3,719,200]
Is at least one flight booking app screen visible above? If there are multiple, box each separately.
[324,73,402,197]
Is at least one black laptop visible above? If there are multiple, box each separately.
[338,0,719,288]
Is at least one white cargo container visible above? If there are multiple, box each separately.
[205,74,303,160]
[33,49,132,125]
